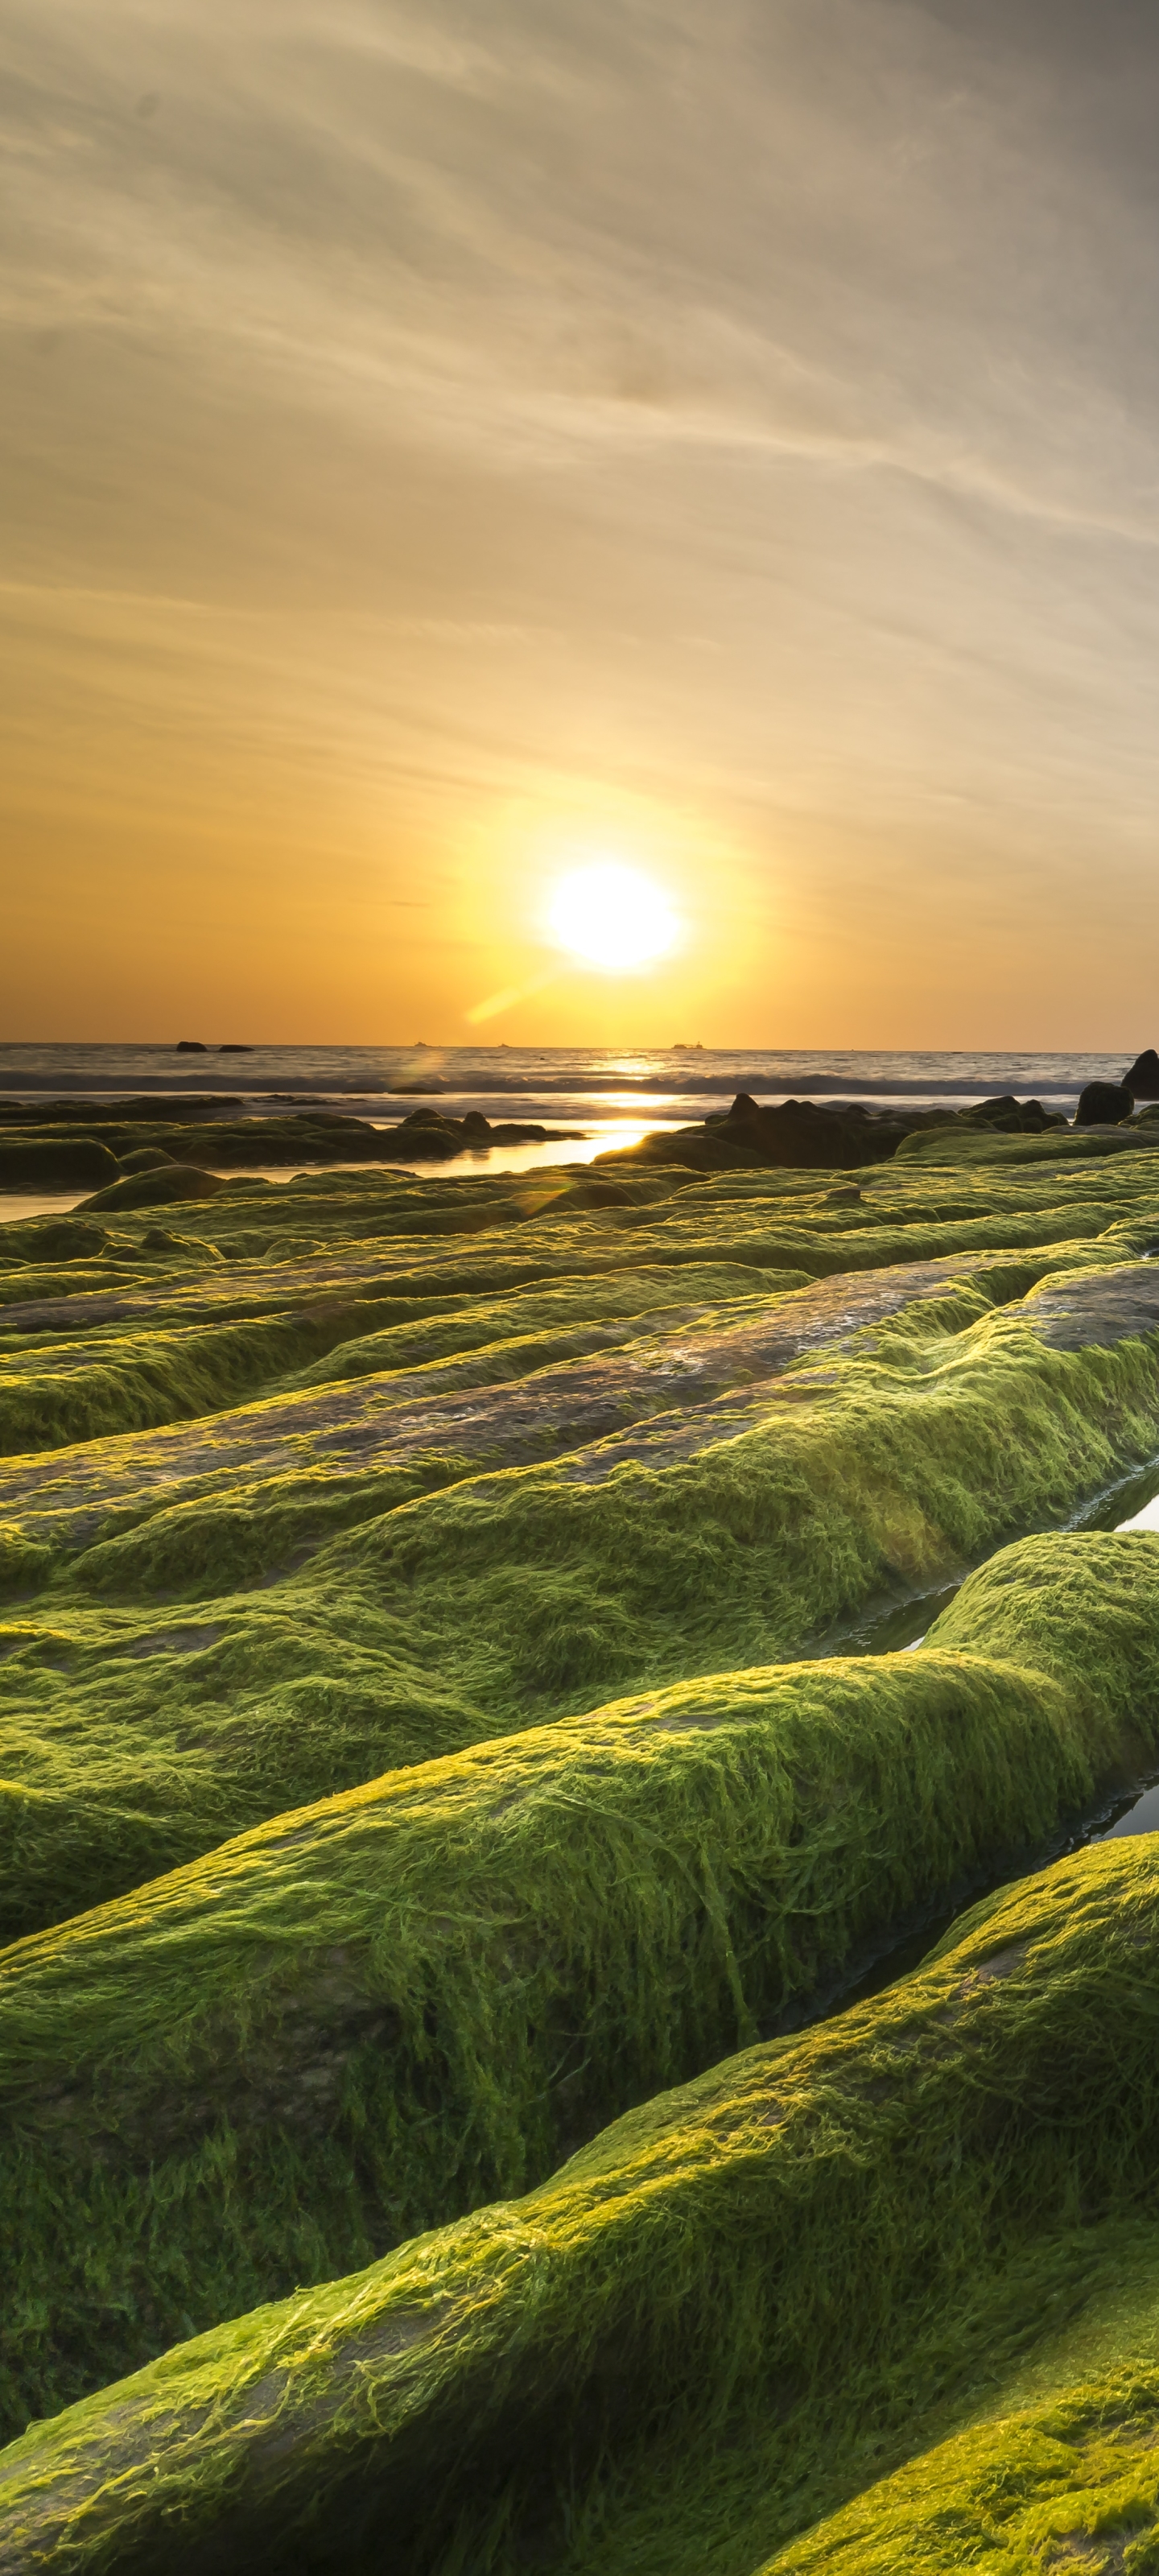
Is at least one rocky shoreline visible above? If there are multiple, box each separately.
[600,1057,1159,1174]
[2,1055,1158,1199]
[0,1101,586,1195]
[5,1117,1159,2568]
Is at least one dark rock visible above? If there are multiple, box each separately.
[959,1096,1066,1134]
[713,1096,913,1170]
[0,1098,245,1125]
[175,1041,208,1053]
[217,1046,252,1054]
[385,1109,584,1158]
[78,1166,228,1213]
[0,1139,119,1191]
[598,1090,1068,1177]
[489,1123,575,1144]
[1123,1050,1159,1099]
[1075,1081,1134,1127]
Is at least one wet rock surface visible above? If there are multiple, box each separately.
[600,1089,1070,1174]
[388,1104,585,1156]
[0,1104,585,1178]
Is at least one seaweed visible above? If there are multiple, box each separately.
[6,1841,1159,2571]
[6,1137,1159,2568]
[0,1527,1153,2431]
[6,1160,1159,1932]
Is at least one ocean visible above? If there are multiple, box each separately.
[0,1038,1133,1105]
[0,1042,1138,1209]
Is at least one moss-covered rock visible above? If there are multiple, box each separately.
[6,1150,1159,1933]
[0,1138,118,1190]
[7,1842,1159,2572]
[1078,1080,1135,1126]
[2,1528,1157,2431]
[8,1135,1159,2562]
[118,1146,180,1174]
[77,1165,228,1213]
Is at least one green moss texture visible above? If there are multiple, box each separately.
[3,1128,1159,2568]
[7,1843,1159,2572]
[5,1147,1159,1936]
[0,1528,1156,2434]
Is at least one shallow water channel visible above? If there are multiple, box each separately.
[790,1457,1159,2036]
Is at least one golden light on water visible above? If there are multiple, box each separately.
[545,863,681,976]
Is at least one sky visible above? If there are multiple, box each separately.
[6,0,1159,1048]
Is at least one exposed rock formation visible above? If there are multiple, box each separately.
[388,1106,585,1158]
[1124,1048,1159,1097]
[1076,1080,1134,1126]
[0,1139,118,1190]
[0,1108,585,1183]
[600,1092,1066,1174]
[79,1165,229,1212]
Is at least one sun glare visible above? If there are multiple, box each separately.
[546,862,680,975]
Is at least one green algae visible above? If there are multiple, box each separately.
[6,1839,1159,2572]
[7,1134,1159,2564]
[8,1208,1159,1929]
[2,1529,1157,2432]
[763,2333,1159,2572]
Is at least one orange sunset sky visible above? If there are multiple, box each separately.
[6,0,1159,1049]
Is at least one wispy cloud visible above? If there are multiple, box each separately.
[7,0,1159,1041]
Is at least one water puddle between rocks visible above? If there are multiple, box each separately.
[777,1754,1159,2046]
[827,1451,1159,1660]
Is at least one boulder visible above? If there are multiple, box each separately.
[77,1166,227,1213]
[959,1096,1063,1133]
[0,1098,244,1125]
[600,1092,1071,1177]
[0,1138,119,1190]
[385,1108,584,1158]
[175,1040,208,1053]
[1123,1049,1159,1098]
[1075,1080,1134,1127]
[709,1095,917,1170]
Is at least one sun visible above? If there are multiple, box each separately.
[546,862,679,975]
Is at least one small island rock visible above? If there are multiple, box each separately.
[1123,1050,1159,1098]
[1075,1080,1134,1126]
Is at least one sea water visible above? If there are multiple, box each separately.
[0,1040,1141,1217]
[0,1039,1134,1108]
